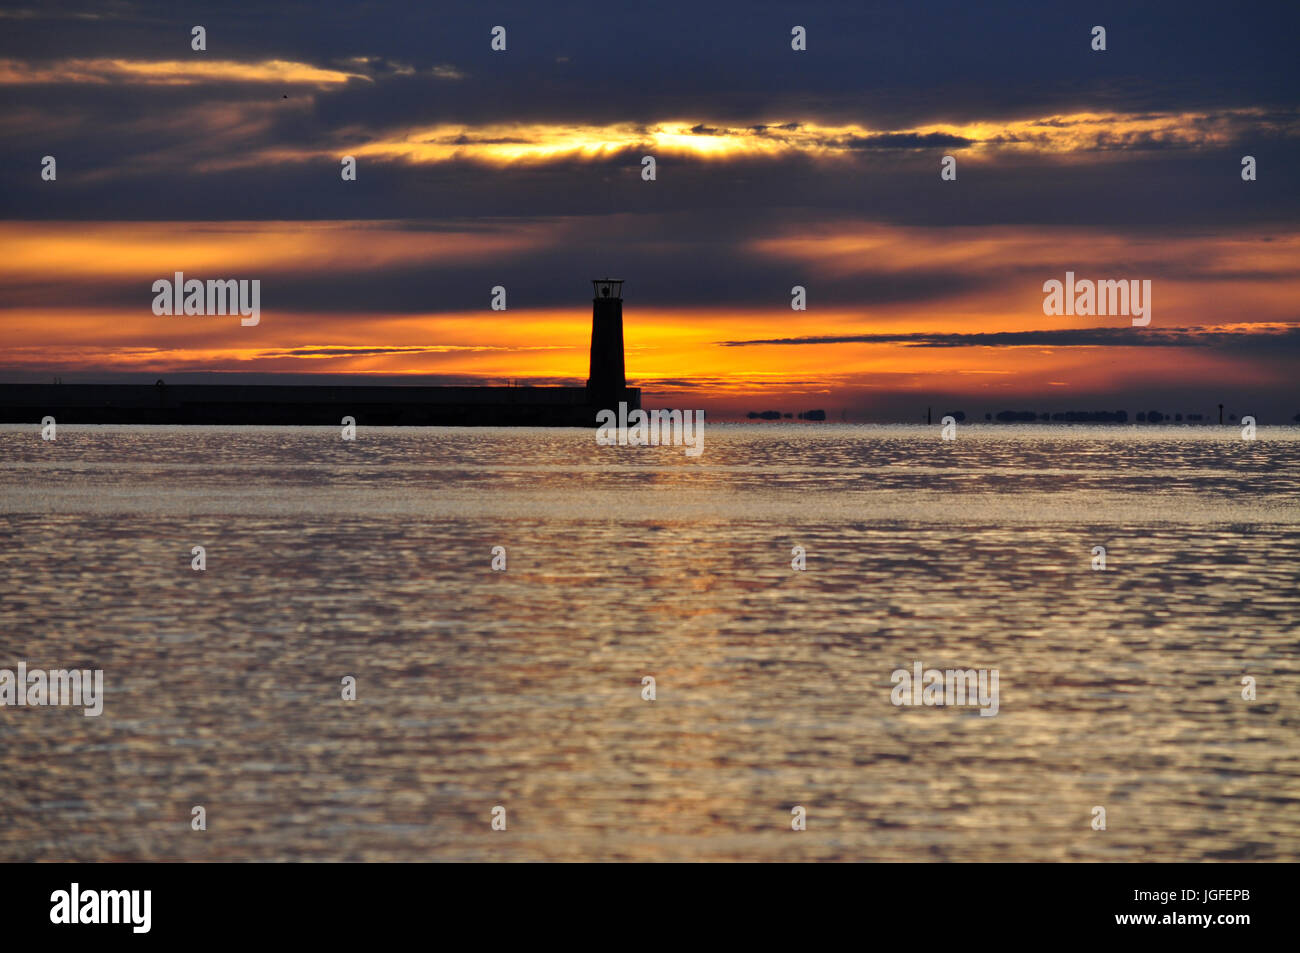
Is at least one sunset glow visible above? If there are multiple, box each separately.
[3,6,1297,421]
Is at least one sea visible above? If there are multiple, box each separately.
[1,423,1297,861]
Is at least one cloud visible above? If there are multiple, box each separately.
[839,132,974,150]
[0,57,367,86]
[265,344,573,358]
[721,324,1300,350]
[219,109,1298,168]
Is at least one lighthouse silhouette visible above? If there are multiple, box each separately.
[586,278,626,402]
[0,279,639,426]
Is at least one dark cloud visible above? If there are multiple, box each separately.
[721,324,1300,350]
[5,0,1298,118]
[839,132,973,150]
[2,0,1297,229]
[6,138,1298,229]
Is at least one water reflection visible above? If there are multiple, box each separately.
[0,425,1296,860]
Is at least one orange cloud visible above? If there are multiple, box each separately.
[0,57,366,86]
[249,109,1289,168]
[2,220,1295,413]
[0,221,550,278]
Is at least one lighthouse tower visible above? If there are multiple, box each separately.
[586,278,626,401]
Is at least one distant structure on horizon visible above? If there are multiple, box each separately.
[0,280,641,426]
[746,409,826,421]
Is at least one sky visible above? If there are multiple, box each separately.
[1,0,1297,421]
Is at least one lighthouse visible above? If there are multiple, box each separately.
[586,278,626,402]
[4,278,639,426]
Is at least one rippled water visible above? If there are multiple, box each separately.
[1,424,1297,861]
